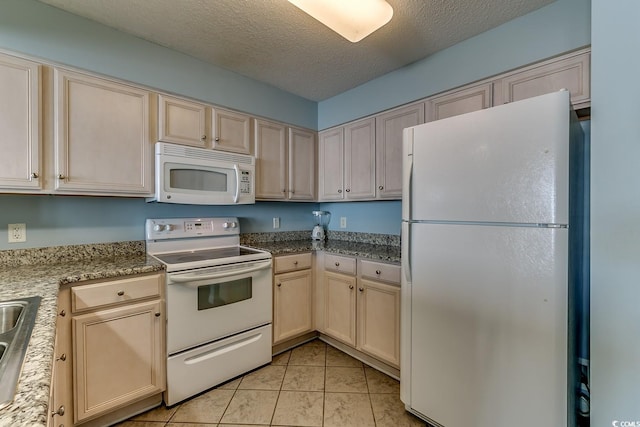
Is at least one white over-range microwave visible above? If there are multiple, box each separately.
[148,142,255,205]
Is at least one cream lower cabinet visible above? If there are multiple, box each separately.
[54,69,153,196]
[52,273,165,426]
[319,254,401,368]
[273,253,314,344]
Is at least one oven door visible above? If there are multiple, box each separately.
[166,259,272,354]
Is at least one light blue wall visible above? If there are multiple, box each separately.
[0,0,317,129]
[590,0,640,424]
[0,195,317,250]
[318,0,591,129]
[319,201,401,235]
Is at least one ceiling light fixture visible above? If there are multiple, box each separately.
[288,0,394,43]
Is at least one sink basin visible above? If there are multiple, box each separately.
[0,296,41,410]
[0,302,25,334]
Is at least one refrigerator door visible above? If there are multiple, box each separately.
[407,222,568,427]
[404,91,570,225]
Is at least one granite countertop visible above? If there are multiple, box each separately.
[0,243,164,427]
[247,239,401,264]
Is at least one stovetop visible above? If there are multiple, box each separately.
[152,246,266,265]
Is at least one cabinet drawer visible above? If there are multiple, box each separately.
[71,274,162,312]
[360,260,401,285]
[325,254,357,275]
[274,253,312,274]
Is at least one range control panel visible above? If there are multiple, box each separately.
[146,217,239,240]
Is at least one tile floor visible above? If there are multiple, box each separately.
[117,339,426,426]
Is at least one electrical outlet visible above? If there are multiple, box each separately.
[8,223,26,243]
[340,217,347,228]
[273,217,280,229]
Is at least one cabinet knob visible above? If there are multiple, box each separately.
[51,405,65,417]
[282,189,287,193]
[31,172,39,179]
[215,137,220,142]
[56,353,67,362]
[155,312,161,317]
[59,309,66,317]
[290,190,295,194]
[349,285,354,290]
[117,290,125,296]
[375,270,381,275]
[337,189,342,193]
[293,261,298,265]
[277,283,282,287]
[57,174,66,180]
[359,287,364,292]
[201,135,207,141]
[378,185,383,190]
[335,262,340,267]
[345,189,351,192]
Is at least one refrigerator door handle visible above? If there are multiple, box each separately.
[402,129,414,221]
[402,221,411,284]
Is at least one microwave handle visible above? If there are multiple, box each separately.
[168,260,272,284]
[233,164,240,203]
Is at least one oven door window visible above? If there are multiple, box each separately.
[197,277,252,310]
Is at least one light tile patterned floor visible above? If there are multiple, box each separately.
[117,339,426,427]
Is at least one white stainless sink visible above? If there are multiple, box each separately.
[0,296,41,410]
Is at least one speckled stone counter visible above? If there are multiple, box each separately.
[0,241,164,427]
[242,231,401,263]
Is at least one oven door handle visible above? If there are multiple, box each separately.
[168,260,272,284]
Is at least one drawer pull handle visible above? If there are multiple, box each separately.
[359,287,364,292]
[376,270,381,275]
[155,312,161,317]
[51,405,65,417]
[56,353,67,362]
[117,290,125,296]
[335,262,340,267]
[349,285,354,290]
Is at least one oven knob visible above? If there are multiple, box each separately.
[223,222,237,229]
[165,224,174,231]
[153,224,164,232]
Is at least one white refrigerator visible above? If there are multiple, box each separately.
[400,91,589,427]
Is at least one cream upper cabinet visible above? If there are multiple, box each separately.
[318,127,344,201]
[0,53,41,191]
[496,48,590,109]
[54,69,153,196]
[426,82,493,122]
[288,127,316,200]
[211,107,252,154]
[318,118,376,201]
[157,94,207,147]
[255,119,287,199]
[375,103,425,199]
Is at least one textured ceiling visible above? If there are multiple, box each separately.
[37,0,555,101]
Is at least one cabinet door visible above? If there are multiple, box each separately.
[426,82,493,122]
[344,118,376,200]
[288,127,316,200]
[211,107,252,154]
[273,269,313,344]
[54,69,152,195]
[324,271,357,346]
[72,300,164,423]
[497,49,590,109]
[357,279,400,368]
[255,119,287,199]
[158,94,207,147]
[375,103,424,199]
[0,54,41,190]
[318,128,345,201]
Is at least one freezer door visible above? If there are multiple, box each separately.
[408,223,568,427]
[406,91,570,224]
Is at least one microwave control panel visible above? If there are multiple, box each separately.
[240,170,251,194]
